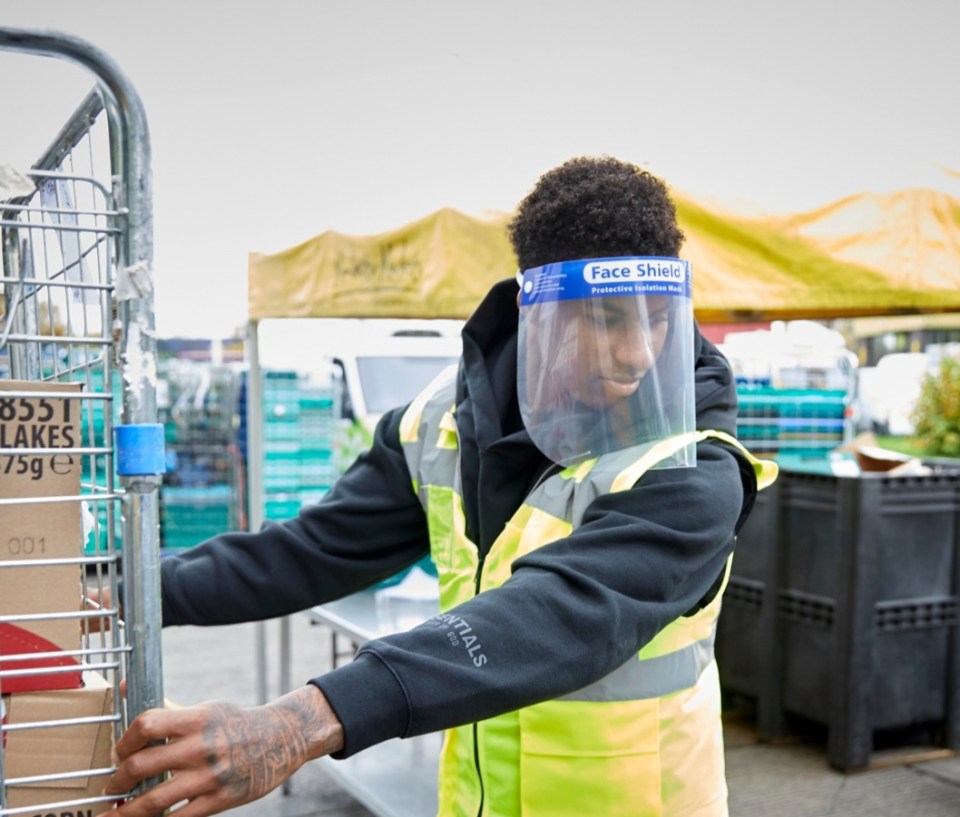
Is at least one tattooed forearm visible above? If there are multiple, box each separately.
[199,687,344,804]
[271,684,345,759]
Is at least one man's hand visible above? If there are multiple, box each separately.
[104,685,344,817]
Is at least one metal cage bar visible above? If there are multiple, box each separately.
[0,27,162,815]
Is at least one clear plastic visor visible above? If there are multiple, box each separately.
[518,257,696,467]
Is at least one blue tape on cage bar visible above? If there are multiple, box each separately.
[115,424,166,476]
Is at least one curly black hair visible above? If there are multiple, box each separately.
[508,156,685,271]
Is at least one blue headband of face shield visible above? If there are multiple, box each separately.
[517,256,692,306]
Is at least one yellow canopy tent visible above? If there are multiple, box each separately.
[248,207,516,321]
[248,188,960,323]
[678,187,960,323]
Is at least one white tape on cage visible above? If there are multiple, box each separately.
[116,259,154,300]
[122,319,159,415]
[0,163,35,199]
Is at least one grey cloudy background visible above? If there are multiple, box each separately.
[2,0,958,337]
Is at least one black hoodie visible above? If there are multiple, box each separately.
[159,279,758,756]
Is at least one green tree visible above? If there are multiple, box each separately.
[912,357,960,457]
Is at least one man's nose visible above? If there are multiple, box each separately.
[613,326,656,372]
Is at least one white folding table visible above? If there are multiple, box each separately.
[305,577,441,817]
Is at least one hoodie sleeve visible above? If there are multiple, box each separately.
[159,406,430,627]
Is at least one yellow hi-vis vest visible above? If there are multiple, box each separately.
[399,368,778,817]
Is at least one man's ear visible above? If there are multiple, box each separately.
[516,290,521,309]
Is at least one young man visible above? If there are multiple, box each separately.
[107,156,775,817]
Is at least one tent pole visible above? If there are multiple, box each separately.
[246,320,270,706]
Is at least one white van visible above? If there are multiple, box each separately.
[857,352,931,436]
[329,319,463,437]
[255,317,463,459]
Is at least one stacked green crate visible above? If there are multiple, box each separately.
[262,370,341,522]
[160,484,233,550]
[736,383,847,460]
[157,360,242,551]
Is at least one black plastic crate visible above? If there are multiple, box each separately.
[716,468,960,770]
[717,477,781,726]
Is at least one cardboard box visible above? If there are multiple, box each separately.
[2,670,115,816]
[0,380,84,664]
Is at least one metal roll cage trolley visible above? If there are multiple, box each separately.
[0,28,164,816]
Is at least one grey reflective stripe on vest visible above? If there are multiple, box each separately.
[402,369,460,501]
[524,438,693,527]
[533,429,746,526]
[559,630,717,702]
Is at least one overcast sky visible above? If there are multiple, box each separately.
[3,1,959,338]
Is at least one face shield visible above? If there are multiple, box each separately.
[518,257,696,468]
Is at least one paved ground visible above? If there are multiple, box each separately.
[160,614,960,817]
